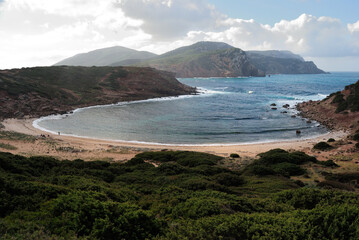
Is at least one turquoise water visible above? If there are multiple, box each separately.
[35,72,359,145]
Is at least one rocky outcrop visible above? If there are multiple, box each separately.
[0,66,196,119]
[297,80,359,131]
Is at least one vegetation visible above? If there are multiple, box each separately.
[230,153,240,158]
[331,80,359,113]
[0,66,194,119]
[327,138,336,142]
[313,141,334,151]
[0,131,37,142]
[0,150,358,239]
[0,143,17,150]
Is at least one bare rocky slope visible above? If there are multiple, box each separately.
[0,66,196,119]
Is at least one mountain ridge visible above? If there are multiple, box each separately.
[54,41,325,76]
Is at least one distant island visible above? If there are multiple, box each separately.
[54,41,325,77]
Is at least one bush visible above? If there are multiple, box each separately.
[246,165,276,176]
[230,153,240,158]
[313,142,333,151]
[318,180,355,191]
[214,173,244,186]
[327,138,335,142]
[317,160,339,167]
[272,162,306,177]
[352,133,359,141]
[356,143,359,149]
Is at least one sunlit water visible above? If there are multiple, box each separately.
[34,72,359,145]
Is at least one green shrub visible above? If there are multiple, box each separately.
[331,92,345,104]
[272,162,306,177]
[246,165,276,176]
[313,142,333,151]
[356,143,359,149]
[230,153,240,158]
[327,138,335,142]
[318,180,355,191]
[317,160,339,167]
[0,142,17,150]
[352,133,359,141]
[257,149,317,165]
[214,173,244,186]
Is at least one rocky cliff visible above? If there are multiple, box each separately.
[247,51,325,74]
[0,66,196,119]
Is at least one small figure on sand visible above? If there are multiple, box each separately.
[58,132,60,136]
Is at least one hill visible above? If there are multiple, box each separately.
[54,46,157,66]
[297,80,359,131]
[55,42,326,77]
[132,41,264,78]
[246,50,325,74]
[0,66,196,119]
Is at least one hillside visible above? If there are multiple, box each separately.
[133,42,264,78]
[0,66,196,119]
[54,46,157,66]
[55,42,326,77]
[247,51,325,74]
[297,80,359,131]
[0,150,358,239]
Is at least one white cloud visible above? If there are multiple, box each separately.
[0,0,358,70]
[118,0,224,40]
[183,14,358,58]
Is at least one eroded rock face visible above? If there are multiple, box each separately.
[0,66,196,119]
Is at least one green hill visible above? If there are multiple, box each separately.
[54,46,157,66]
[131,41,264,77]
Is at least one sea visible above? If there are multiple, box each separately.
[34,72,359,145]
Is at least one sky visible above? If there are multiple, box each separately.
[0,0,358,71]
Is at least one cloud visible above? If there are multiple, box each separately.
[184,14,358,58]
[0,0,357,70]
[0,0,151,69]
[118,0,224,40]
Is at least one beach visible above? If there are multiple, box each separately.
[0,118,348,162]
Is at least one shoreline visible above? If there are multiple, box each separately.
[1,118,348,160]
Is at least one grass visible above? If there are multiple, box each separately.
[0,142,17,150]
[0,131,37,142]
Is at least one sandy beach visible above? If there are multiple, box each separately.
[0,118,349,162]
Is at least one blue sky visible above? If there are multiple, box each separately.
[209,0,359,25]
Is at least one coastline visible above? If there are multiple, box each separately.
[1,117,348,161]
